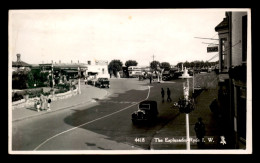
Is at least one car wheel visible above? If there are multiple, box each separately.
[132,119,137,125]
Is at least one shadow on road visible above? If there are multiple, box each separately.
[63,79,185,150]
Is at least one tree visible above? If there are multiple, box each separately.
[190,62,195,68]
[108,59,123,77]
[150,61,160,71]
[177,62,183,69]
[183,61,190,68]
[125,60,138,67]
[160,62,171,69]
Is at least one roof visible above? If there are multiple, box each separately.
[215,18,229,32]
[39,63,88,69]
[12,61,31,67]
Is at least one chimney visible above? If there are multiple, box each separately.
[78,60,79,63]
[16,54,21,62]
[71,60,73,63]
[51,60,53,64]
[88,61,91,65]
[59,60,61,64]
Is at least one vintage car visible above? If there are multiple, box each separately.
[131,100,159,124]
[95,78,110,88]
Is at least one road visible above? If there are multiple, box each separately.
[12,78,190,151]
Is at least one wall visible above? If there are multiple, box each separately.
[231,12,247,66]
[86,64,109,78]
[12,88,78,110]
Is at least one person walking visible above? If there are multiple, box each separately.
[84,77,87,85]
[161,88,165,103]
[47,95,52,111]
[194,117,206,148]
[149,76,152,84]
[167,88,172,102]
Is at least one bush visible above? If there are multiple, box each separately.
[25,88,43,98]
[12,93,24,102]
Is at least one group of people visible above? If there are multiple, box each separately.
[35,94,52,112]
[161,87,172,102]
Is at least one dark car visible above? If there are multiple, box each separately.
[95,78,110,88]
[131,100,159,124]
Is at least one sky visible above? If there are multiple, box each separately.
[9,9,226,66]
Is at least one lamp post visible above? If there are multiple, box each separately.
[78,67,81,94]
[193,67,195,94]
[51,63,54,89]
[178,67,193,150]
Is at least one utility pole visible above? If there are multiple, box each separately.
[78,67,81,94]
[152,54,155,61]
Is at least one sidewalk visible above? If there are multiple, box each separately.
[12,83,108,122]
[189,88,220,149]
[150,88,220,150]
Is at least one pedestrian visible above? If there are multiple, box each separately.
[149,76,152,84]
[47,95,52,111]
[36,99,41,112]
[161,88,165,102]
[84,77,87,85]
[41,94,48,111]
[194,117,206,148]
[167,88,172,102]
[40,94,44,111]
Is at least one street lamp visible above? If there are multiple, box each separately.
[178,67,194,150]
[78,67,81,94]
[51,63,54,89]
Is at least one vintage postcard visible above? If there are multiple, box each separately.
[8,8,252,154]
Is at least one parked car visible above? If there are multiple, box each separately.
[95,78,110,88]
[131,100,159,124]
[87,79,94,85]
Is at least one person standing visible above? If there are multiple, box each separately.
[149,76,152,84]
[36,99,41,112]
[47,95,52,111]
[194,117,206,148]
[40,94,44,111]
[84,77,87,85]
[167,88,172,102]
[161,88,165,103]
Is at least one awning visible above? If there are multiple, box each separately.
[63,70,78,73]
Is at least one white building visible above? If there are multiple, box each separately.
[85,59,109,79]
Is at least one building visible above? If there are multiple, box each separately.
[85,59,109,78]
[215,11,249,149]
[12,54,31,71]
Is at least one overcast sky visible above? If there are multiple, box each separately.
[9,9,226,66]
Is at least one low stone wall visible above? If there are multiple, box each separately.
[193,72,218,89]
[12,88,79,110]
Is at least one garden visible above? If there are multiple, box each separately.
[12,68,77,102]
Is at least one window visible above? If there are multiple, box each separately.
[220,38,228,70]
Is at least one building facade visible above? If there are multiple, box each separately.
[215,11,249,149]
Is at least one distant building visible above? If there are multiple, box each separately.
[86,59,109,78]
[12,54,31,71]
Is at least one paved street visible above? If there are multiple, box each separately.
[12,76,219,151]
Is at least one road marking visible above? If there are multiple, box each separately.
[33,86,150,151]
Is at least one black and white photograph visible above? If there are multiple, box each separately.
[8,9,252,154]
